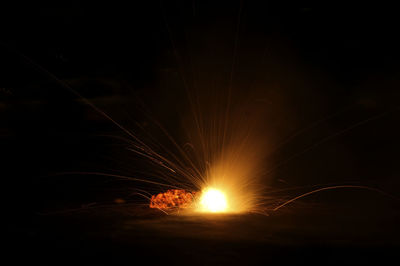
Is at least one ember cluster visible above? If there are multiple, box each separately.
[149,189,196,210]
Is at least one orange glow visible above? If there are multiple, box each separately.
[149,189,195,210]
[147,91,271,215]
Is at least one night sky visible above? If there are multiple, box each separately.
[2,3,400,265]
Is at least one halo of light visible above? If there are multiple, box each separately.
[199,188,228,213]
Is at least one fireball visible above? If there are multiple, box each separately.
[149,189,195,210]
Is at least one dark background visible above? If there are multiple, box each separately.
[1,2,400,265]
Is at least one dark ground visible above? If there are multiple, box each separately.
[2,3,400,265]
[13,201,400,265]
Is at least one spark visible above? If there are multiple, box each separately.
[12,31,398,218]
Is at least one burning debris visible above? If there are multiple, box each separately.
[149,189,196,210]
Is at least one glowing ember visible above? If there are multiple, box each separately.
[199,188,228,213]
[149,189,195,210]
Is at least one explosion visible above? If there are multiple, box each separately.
[149,188,229,213]
[145,112,267,214]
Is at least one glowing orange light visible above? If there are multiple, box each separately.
[149,189,195,210]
